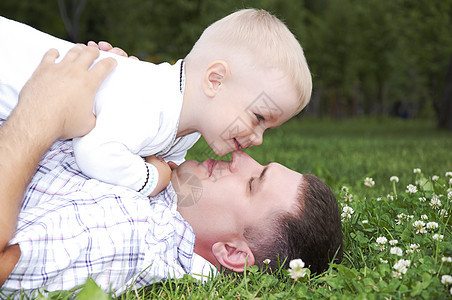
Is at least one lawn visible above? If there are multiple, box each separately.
[26,118,452,299]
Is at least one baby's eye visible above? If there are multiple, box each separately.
[255,114,265,122]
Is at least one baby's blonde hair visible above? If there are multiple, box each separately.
[185,8,312,114]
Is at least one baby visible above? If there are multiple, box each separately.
[0,9,312,197]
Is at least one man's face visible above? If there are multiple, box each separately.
[172,151,302,255]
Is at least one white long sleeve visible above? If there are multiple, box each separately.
[0,17,201,194]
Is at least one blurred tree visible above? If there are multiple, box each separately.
[0,0,66,38]
[304,0,363,117]
[401,0,452,123]
[1,0,451,123]
[58,0,87,42]
[439,55,452,130]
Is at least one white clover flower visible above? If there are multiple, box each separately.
[407,215,414,220]
[419,197,426,202]
[440,209,449,218]
[432,175,439,181]
[433,234,444,241]
[397,213,406,218]
[362,220,369,224]
[263,259,271,265]
[421,214,428,220]
[410,244,420,252]
[426,222,438,230]
[442,257,452,263]
[341,205,354,219]
[380,258,388,263]
[446,171,452,177]
[364,177,375,188]
[376,244,385,251]
[390,176,399,183]
[392,271,402,279]
[413,220,426,234]
[344,193,353,202]
[376,236,387,251]
[289,259,308,280]
[289,259,305,269]
[406,249,414,255]
[341,213,350,220]
[376,236,387,244]
[341,186,349,193]
[448,190,452,200]
[442,275,452,285]
[386,194,394,201]
[393,259,411,277]
[450,178,452,185]
[413,168,421,174]
[343,205,354,214]
[430,195,442,209]
[389,239,398,245]
[396,213,406,225]
[412,220,425,228]
[377,197,382,201]
[390,247,403,256]
[406,184,418,194]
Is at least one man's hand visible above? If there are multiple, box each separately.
[0,45,116,285]
[18,44,117,140]
[145,155,172,197]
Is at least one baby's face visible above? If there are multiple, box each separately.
[200,67,299,156]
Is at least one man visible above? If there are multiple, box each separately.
[0,45,342,297]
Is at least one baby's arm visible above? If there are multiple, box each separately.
[78,41,171,196]
[73,135,160,197]
[145,156,172,196]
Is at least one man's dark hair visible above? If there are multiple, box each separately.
[244,174,343,274]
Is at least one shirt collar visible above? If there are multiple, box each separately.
[152,183,218,279]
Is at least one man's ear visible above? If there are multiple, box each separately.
[202,61,229,98]
[211,240,255,272]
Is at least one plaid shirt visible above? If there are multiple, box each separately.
[1,139,216,297]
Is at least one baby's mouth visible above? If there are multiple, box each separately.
[233,138,242,150]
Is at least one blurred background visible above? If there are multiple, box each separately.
[2,0,452,128]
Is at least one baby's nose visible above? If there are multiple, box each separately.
[251,132,263,146]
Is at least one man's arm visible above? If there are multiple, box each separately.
[0,44,116,284]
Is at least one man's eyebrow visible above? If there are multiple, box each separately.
[257,163,270,190]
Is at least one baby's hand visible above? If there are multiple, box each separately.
[145,155,172,196]
[87,41,139,60]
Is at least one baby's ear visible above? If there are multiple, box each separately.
[202,61,229,97]
[211,240,255,272]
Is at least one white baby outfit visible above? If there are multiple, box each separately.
[0,16,200,195]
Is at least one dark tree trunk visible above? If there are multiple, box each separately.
[438,54,452,130]
[58,0,87,42]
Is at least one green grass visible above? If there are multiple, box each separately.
[28,118,452,299]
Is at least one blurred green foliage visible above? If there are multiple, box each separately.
[1,0,452,119]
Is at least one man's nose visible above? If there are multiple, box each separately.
[230,150,258,172]
[230,150,248,172]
